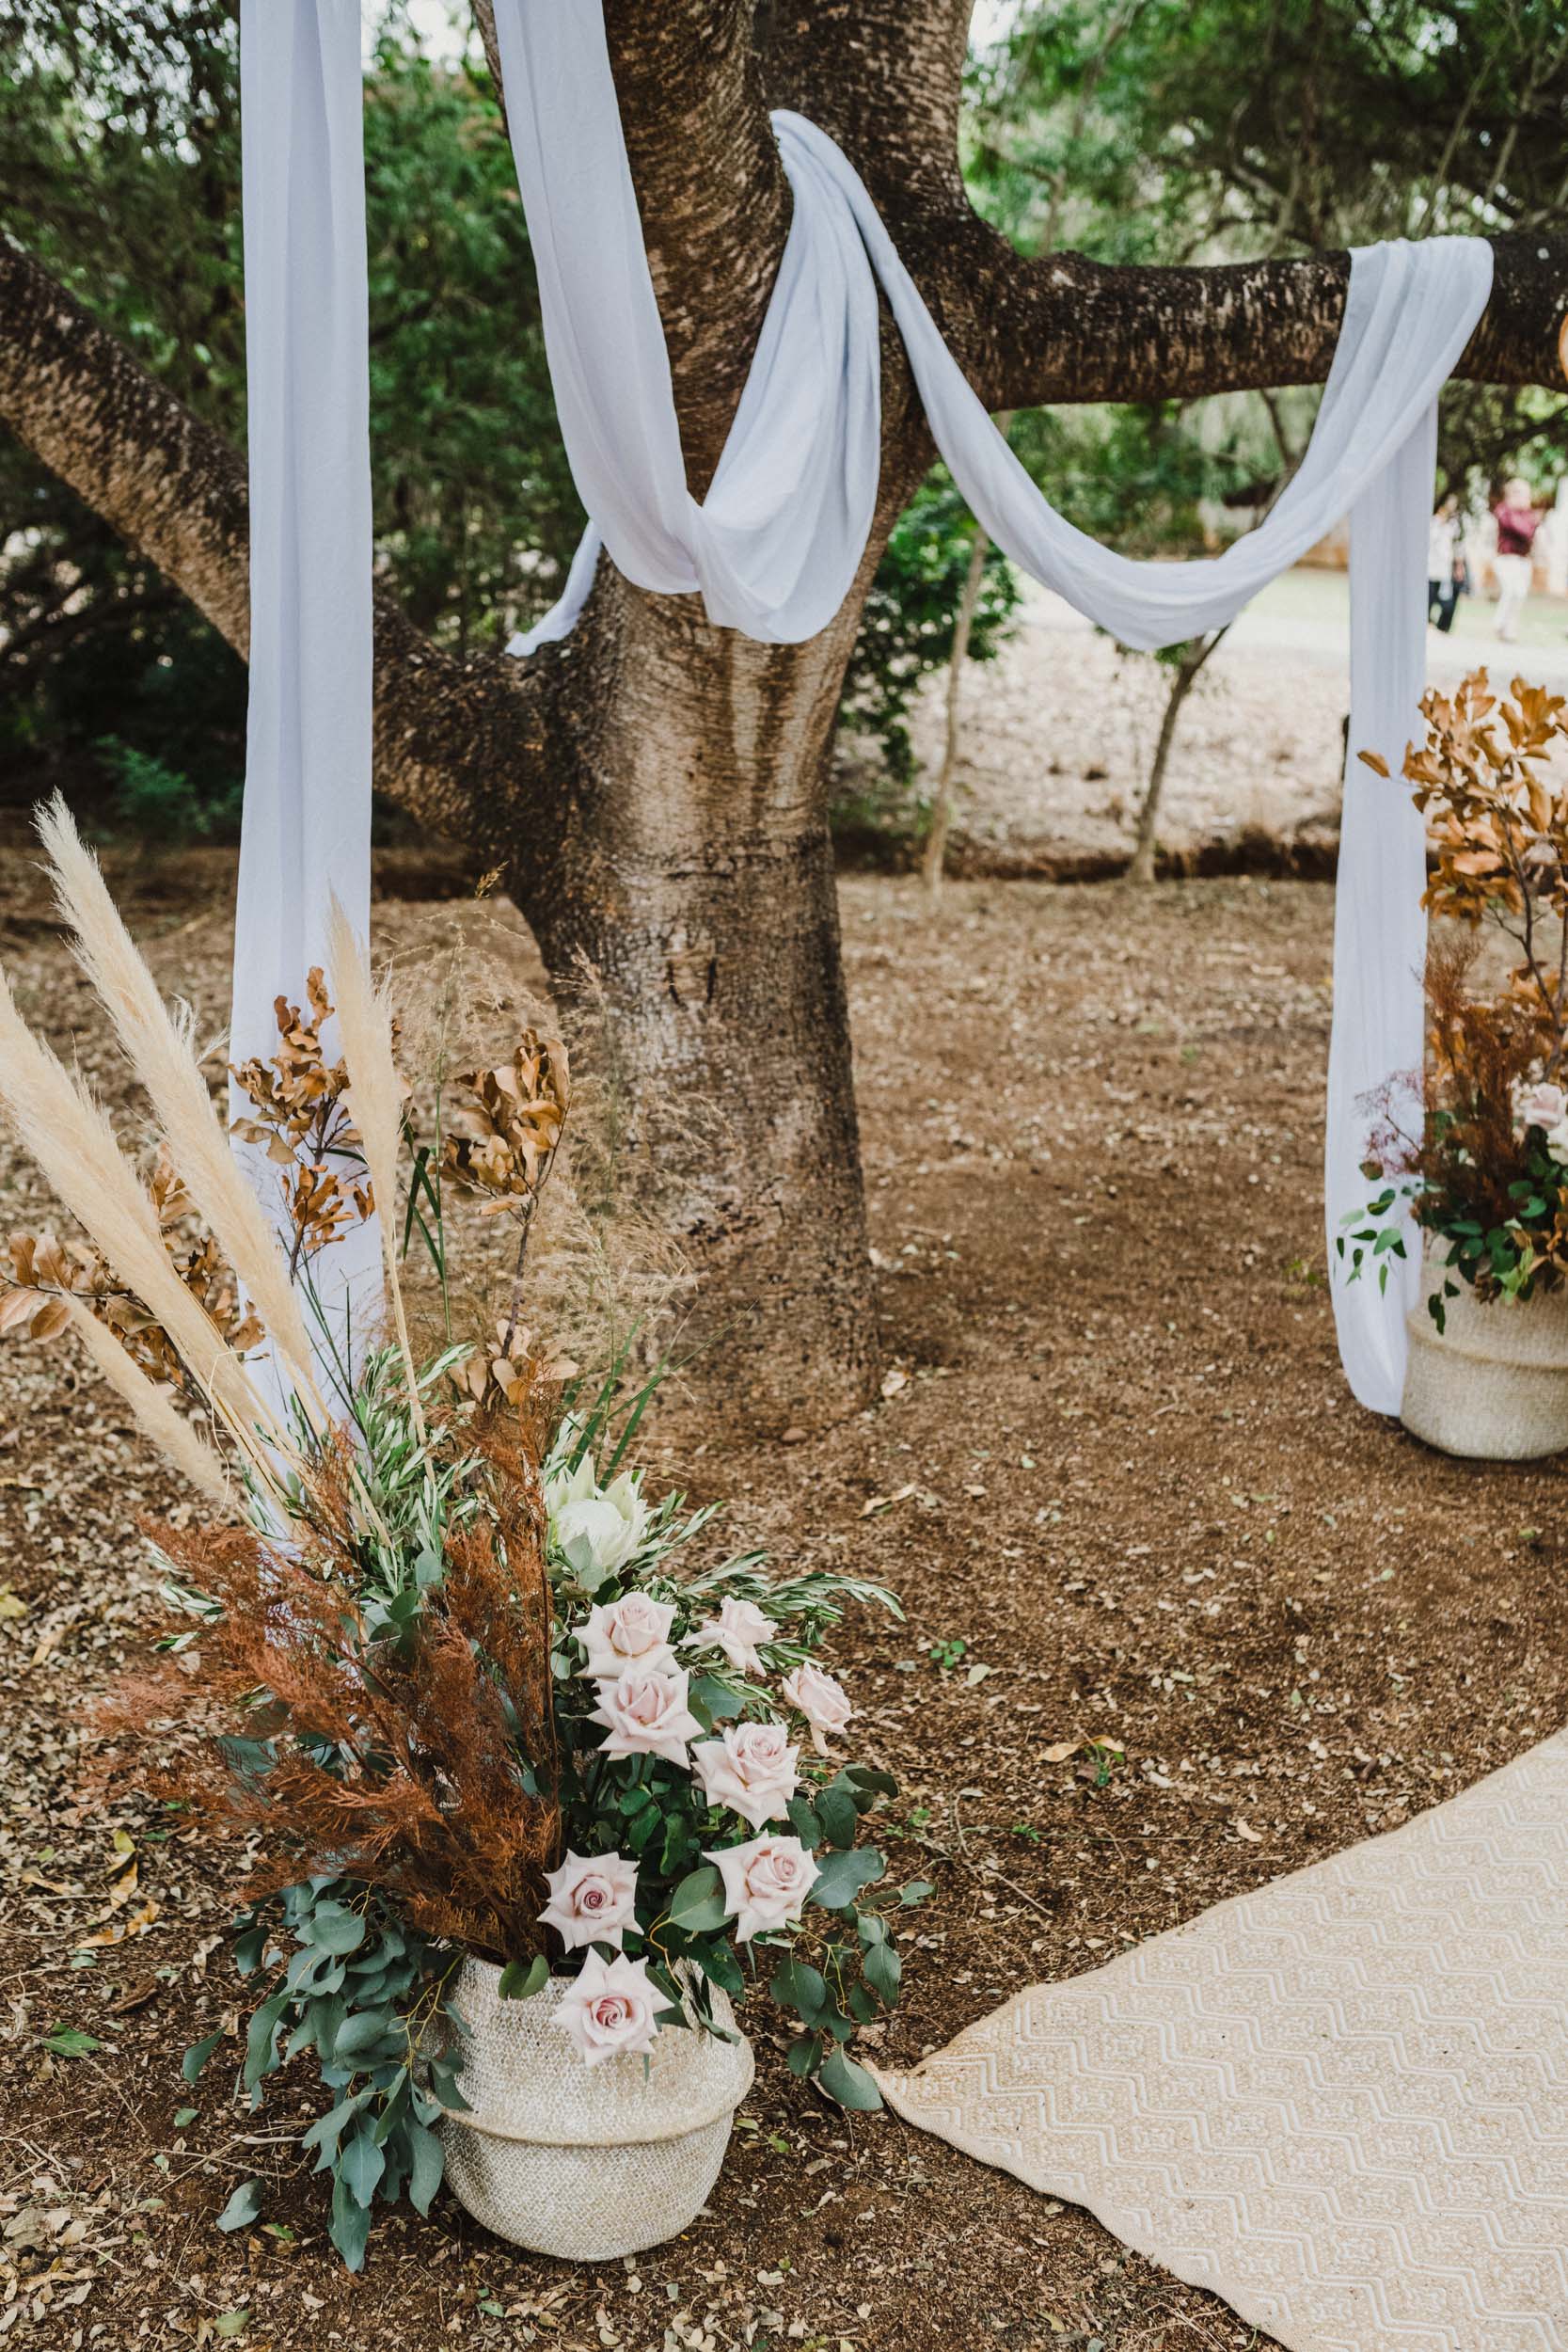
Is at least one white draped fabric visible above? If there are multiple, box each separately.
[233,0,381,1406]
[236,0,1496,1417]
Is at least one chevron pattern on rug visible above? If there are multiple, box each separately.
[877,1729,1568,2352]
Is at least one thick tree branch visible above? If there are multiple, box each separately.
[0,236,250,647]
[947,222,1568,410]
[763,0,974,216]
[0,236,569,850]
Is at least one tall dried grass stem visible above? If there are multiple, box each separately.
[0,964,293,1497]
[65,1296,231,1508]
[326,899,422,1441]
[37,799,329,1431]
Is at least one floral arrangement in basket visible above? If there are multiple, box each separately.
[1342,672,1568,1327]
[0,803,917,2270]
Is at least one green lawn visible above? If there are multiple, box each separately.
[1246,561,1568,657]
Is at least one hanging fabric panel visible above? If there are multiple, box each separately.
[233,0,380,1405]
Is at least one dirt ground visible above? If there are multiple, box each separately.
[3,860,1566,2352]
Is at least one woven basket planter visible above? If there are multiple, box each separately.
[438,1957,753,2262]
[1401,1256,1568,1460]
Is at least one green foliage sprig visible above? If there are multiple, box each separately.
[186,1879,467,2272]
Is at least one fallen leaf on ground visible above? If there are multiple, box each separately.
[860,1484,917,1518]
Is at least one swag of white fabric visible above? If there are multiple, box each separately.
[235,0,1495,1417]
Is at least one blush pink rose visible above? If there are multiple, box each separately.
[554,1949,660,2068]
[538,1849,639,1951]
[781,1661,852,1755]
[706,1832,818,1942]
[684,1596,774,1677]
[575,1593,677,1681]
[1516,1078,1568,1136]
[691,1722,800,1829]
[590,1664,703,1767]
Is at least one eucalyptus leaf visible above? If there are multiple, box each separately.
[808,1846,885,1910]
[215,2179,264,2233]
[819,2047,883,2111]
[306,1904,367,1956]
[498,1954,549,2001]
[333,2007,397,2059]
[785,1796,822,1851]
[339,2125,386,2208]
[406,2122,444,2217]
[329,2172,372,2272]
[770,1958,827,2025]
[243,1993,289,2090]
[302,2092,366,2168]
[231,1925,268,1978]
[665,1863,729,1934]
[863,1941,901,2003]
[182,2029,225,2083]
[784,2031,822,2077]
[815,1785,860,1850]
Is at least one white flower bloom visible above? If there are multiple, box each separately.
[706,1833,818,1943]
[781,1661,852,1756]
[554,1949,660,2067]
[691,1722,800,1829]
[575,1593,677,1680]
[543,1420,597,1515]
[1546,1115,1568,1169]
[684,1596,774,1677]
[538,1849,640,1951]
[590,1664,704,1767]
[552,1468,649,1580]
[1515,1078,1568,1137]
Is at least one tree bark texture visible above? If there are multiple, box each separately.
[3,0,1566,1424]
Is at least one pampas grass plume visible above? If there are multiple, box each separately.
[36,799,326,1425]
[65,1297,231,1509]
[326,898,423,1438]
[0,961,284,1483]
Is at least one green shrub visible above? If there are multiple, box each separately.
[97,737,243,845]
[833,469,1020,844]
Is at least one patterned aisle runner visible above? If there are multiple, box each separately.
[876,1731,1568,2352]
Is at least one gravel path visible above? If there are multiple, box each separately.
[911,565,1568,873]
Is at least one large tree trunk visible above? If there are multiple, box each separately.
[3,0,1564,1428]
[515,564,892,1423]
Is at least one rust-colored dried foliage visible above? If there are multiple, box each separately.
[0,976,367,1391]
[0,967,575,1425]
[102,1411,562,1963]
[230,971,374,1269]
[441,1030,569,1214]
[1360,671,1568,1286]
[1363,670,1568,1048]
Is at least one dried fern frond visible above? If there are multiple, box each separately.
[37,798,327,1428]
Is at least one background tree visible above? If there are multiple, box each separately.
[0,5,579,823]
[2,0,1564,1423]
[947,0,1568,881]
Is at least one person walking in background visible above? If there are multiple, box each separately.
[1492,476,1542,641]
[1427,495,1463,632]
